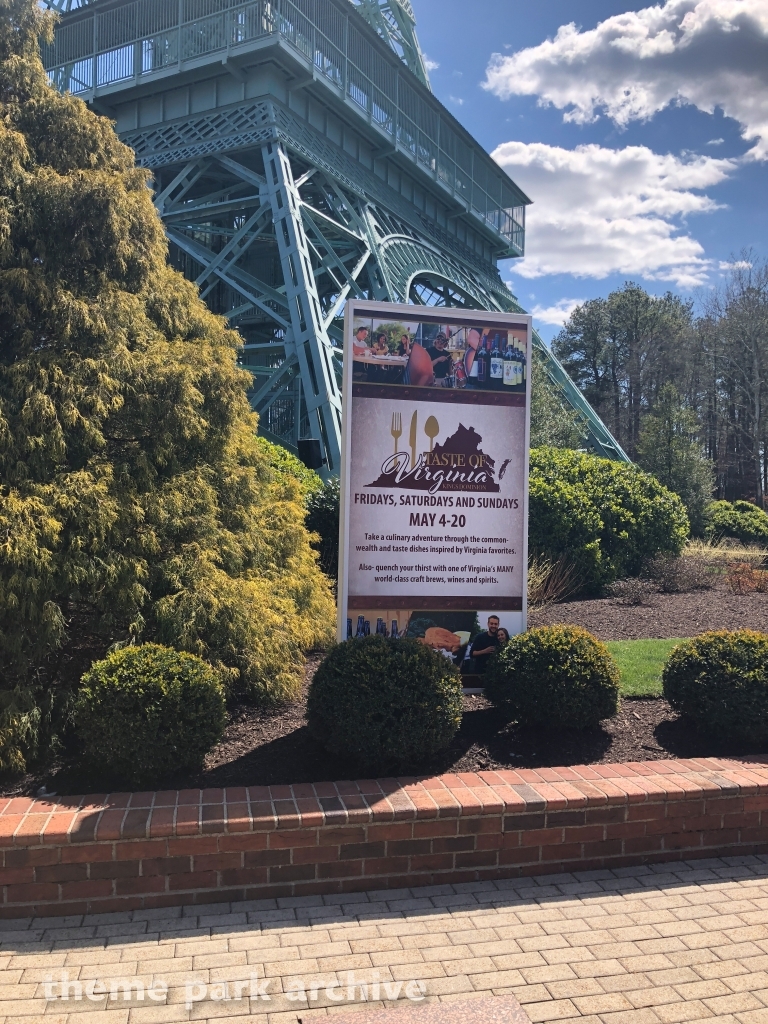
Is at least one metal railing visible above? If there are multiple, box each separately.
[42,0,526,252]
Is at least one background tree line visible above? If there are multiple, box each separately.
[553,260,768,515]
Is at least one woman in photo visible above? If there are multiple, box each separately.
[372,332,389,355]
[397,333,412,357]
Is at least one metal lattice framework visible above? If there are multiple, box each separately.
[42,0,628,473]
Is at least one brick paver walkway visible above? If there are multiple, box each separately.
[1,856,767,1024]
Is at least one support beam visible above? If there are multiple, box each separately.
[261,140,343,476]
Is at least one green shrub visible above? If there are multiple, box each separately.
[529,447,690,594]
[704,500,768,547]
[662,630,768,744]
[486,625,620,729]
[75,644,226,787]
[253,436,323,501]
[307,636,462,773]
[306,478,340,580]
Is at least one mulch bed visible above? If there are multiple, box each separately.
[4,583,767,797]
[529,582,768,640]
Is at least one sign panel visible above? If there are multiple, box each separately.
[338,301,532,682]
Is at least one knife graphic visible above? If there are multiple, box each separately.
[409,410,418,468]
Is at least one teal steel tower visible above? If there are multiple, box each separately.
[42,0,628,474]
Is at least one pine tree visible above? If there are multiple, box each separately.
[0,0,334,770]
[636,384,713,536]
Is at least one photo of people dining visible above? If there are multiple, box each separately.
[352,315,528,393]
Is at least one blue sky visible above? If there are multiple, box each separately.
[413,0,768,340]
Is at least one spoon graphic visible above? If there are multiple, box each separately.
[424,415,439,451]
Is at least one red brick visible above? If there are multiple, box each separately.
[193,853,242,872]
[666,800,704,819]
[318,860,363,879]
[583,839,623,858]
[623,836,664,855]
[455,850,498,869]
[563,825,605,843]
[61,844,114,864]
[542,842,582,861]
[723,812,761,829]
[606,821,646,840]
[628,802,667,821]
[458,815,502,835]
[218,834,269,852]
[409,853,454,871]
[143,856,190,877]
[165,837,218,856]
[244,849,289,867]
[362,856,409,875]
[706,797,743,814]
[499,847,540,866]
[732,826,768,843]
[317,826,367,845]
[36,863,88,883]
[5,882,60,903]
[115,875,168,896]
[4,847,58,867]
[432,835,475,853]
[501,831,522,849]
[168,870,217,890]
[682,815,729,832]
[292,845,340,865]
[268,829,318,849]
[412,819,458,839]
[521,827,564,847]
[115,839,166,860]
[220,868,269,887]
[585,805,626,824]
[59,879,114,899]
[269,863,316,882]
[743,795,768,812]
[90,860,139,879]
[2,867,34,884]
[664,831,703,850]
[365,822,413,843]
[476,833,504,850]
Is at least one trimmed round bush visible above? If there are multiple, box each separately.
[704,500,768,547]
[75,644,226,787]
[662,631,768,744]
[306,636,462,773]
[485,625,620,730]
[529,447,690,595]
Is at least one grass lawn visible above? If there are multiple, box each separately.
[606,638,683,698]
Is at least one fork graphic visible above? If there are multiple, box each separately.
[391,411,402,454]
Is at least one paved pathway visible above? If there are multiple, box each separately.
[1,856,767,1024]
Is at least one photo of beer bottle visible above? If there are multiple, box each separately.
[490,332,504,390]
[347,618,353,639]
[520,342,527,387]
[476,332,489,386]
[503,337,515,387]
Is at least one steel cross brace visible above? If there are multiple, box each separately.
[261,140,343,474]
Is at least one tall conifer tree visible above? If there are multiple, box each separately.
[0,0,333,770]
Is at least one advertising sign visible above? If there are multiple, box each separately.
[338,300,532,683]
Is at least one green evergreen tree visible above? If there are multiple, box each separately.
[0,0,334,771]
[636,384,713,536]
[530,349,587,450]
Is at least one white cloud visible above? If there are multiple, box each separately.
[483,0,768,160]
[531,298,587,326]
[719,259,752,269]
[448,95,465,106]
[492,141,735,287]
[423,55,440,72]
[706,138,725,146]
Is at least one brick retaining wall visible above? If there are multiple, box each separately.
[2,757,767,919]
